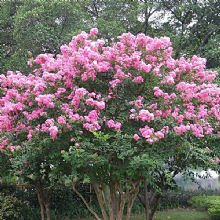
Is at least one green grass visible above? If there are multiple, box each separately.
[154,209,209,220]
[79,209,210,220]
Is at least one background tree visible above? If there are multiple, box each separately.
[159,0,220,68]
[0,0,86,72]
[0,0,23,72]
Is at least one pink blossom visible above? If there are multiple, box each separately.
[57,116,66,125]
[155,131,164,139]
[83,122,101,131]
[133,134,140,141]
[132,96,144,108]
[85,110,98,123]
[8,145,21,152]
[35,54,48,65]
[89,28,99,37]
[210,157,220,164]
[154,87,163,97]
[75,88,88,97]
[138,109,154,122]
[174,124,190,135]
[45,119,54,127]
[96,101,105,110]
[139,63,152,73]
[132,76,144,84]
[166,76,175,85]
[49,126,58,140]
[70,113,82,121]
[75,143,80,148]
[139,126,154,138]
[110,79,121,88]
[27,130,34,140]
[107,119,122,131]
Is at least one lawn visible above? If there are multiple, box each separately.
[79,209,210,220]
[136,209,210,220]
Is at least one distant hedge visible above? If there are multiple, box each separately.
[189,195,220,219]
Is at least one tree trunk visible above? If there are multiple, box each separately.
[73,181,139,220]
[36,185,51,220]
[125,182,139,220]
[141,179,160,220]
[36,188,45,220]
[146,208,153,220]
[144,179,152,220]
[109,180,139,220]
[109,181,122,220]
[45,202,51,220]
[93,183,108,220]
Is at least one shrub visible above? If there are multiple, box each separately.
[153,189,220,210]
[0,193,23,220]
[189,195,220,219]
[189,195,220,210]
[208,205,220,220]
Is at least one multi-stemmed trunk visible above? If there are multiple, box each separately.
[72,180,140,220]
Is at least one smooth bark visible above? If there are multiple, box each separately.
[36,184,51,220]
[73,180,140,220]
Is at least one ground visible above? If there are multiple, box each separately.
[80,209,210,220]
[136,209,210,220]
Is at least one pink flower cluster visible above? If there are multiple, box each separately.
[107,119,122,131]
[83,110,101,132]
[138,126,169,144]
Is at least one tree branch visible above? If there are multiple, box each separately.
[72,183,101,220]
[93,183,108,220]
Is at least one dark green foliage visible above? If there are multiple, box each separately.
[0,184,41,220]
[49,184,99,218]
[0,193,23,220]
[0,0,85,73]
[0,151,11,179]
[0,183,99,220]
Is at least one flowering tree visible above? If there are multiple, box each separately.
[0,28,219,220]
